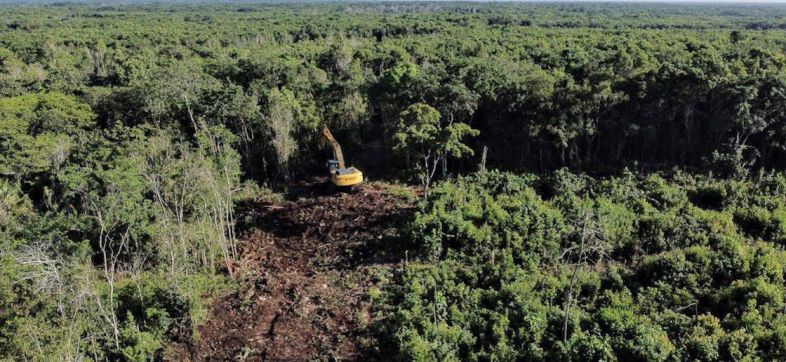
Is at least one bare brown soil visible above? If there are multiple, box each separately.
[175,180,414,361]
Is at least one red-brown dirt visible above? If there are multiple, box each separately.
[175,180,415,361]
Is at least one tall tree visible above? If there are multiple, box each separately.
[394,103,478,195]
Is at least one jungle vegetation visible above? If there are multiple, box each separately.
[2,2,786,360]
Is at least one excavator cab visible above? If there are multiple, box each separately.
[320,126,363,187]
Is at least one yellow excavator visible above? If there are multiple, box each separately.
[319,126,363,187]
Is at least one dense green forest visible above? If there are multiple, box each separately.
[384,171,786,361]
[2,2,786,360]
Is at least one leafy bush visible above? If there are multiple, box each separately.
[410,171,562,264]
[733,206,786,244]
[382,171,786,360]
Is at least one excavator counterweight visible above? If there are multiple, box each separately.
[320,126,363,187]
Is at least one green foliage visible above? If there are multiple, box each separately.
[394,103,478,191]
[733,206,786,244]
[0,97,241,360]
[383,171,786,360]
[3,3,786,178]
[0,92,93,178]
[5,2,786,360]
[395,104,443,156]
[264,87,315,178]
[410,171,561,264]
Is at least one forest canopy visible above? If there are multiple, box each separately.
[2,2,786,360]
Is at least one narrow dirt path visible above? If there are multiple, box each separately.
[183,181,414,361]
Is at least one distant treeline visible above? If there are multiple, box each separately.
[2,2,786,181]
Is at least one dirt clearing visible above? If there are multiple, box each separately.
[178,180,415,361]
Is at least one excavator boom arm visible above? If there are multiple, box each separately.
[319,125,363,187]
[320,126,346,169]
